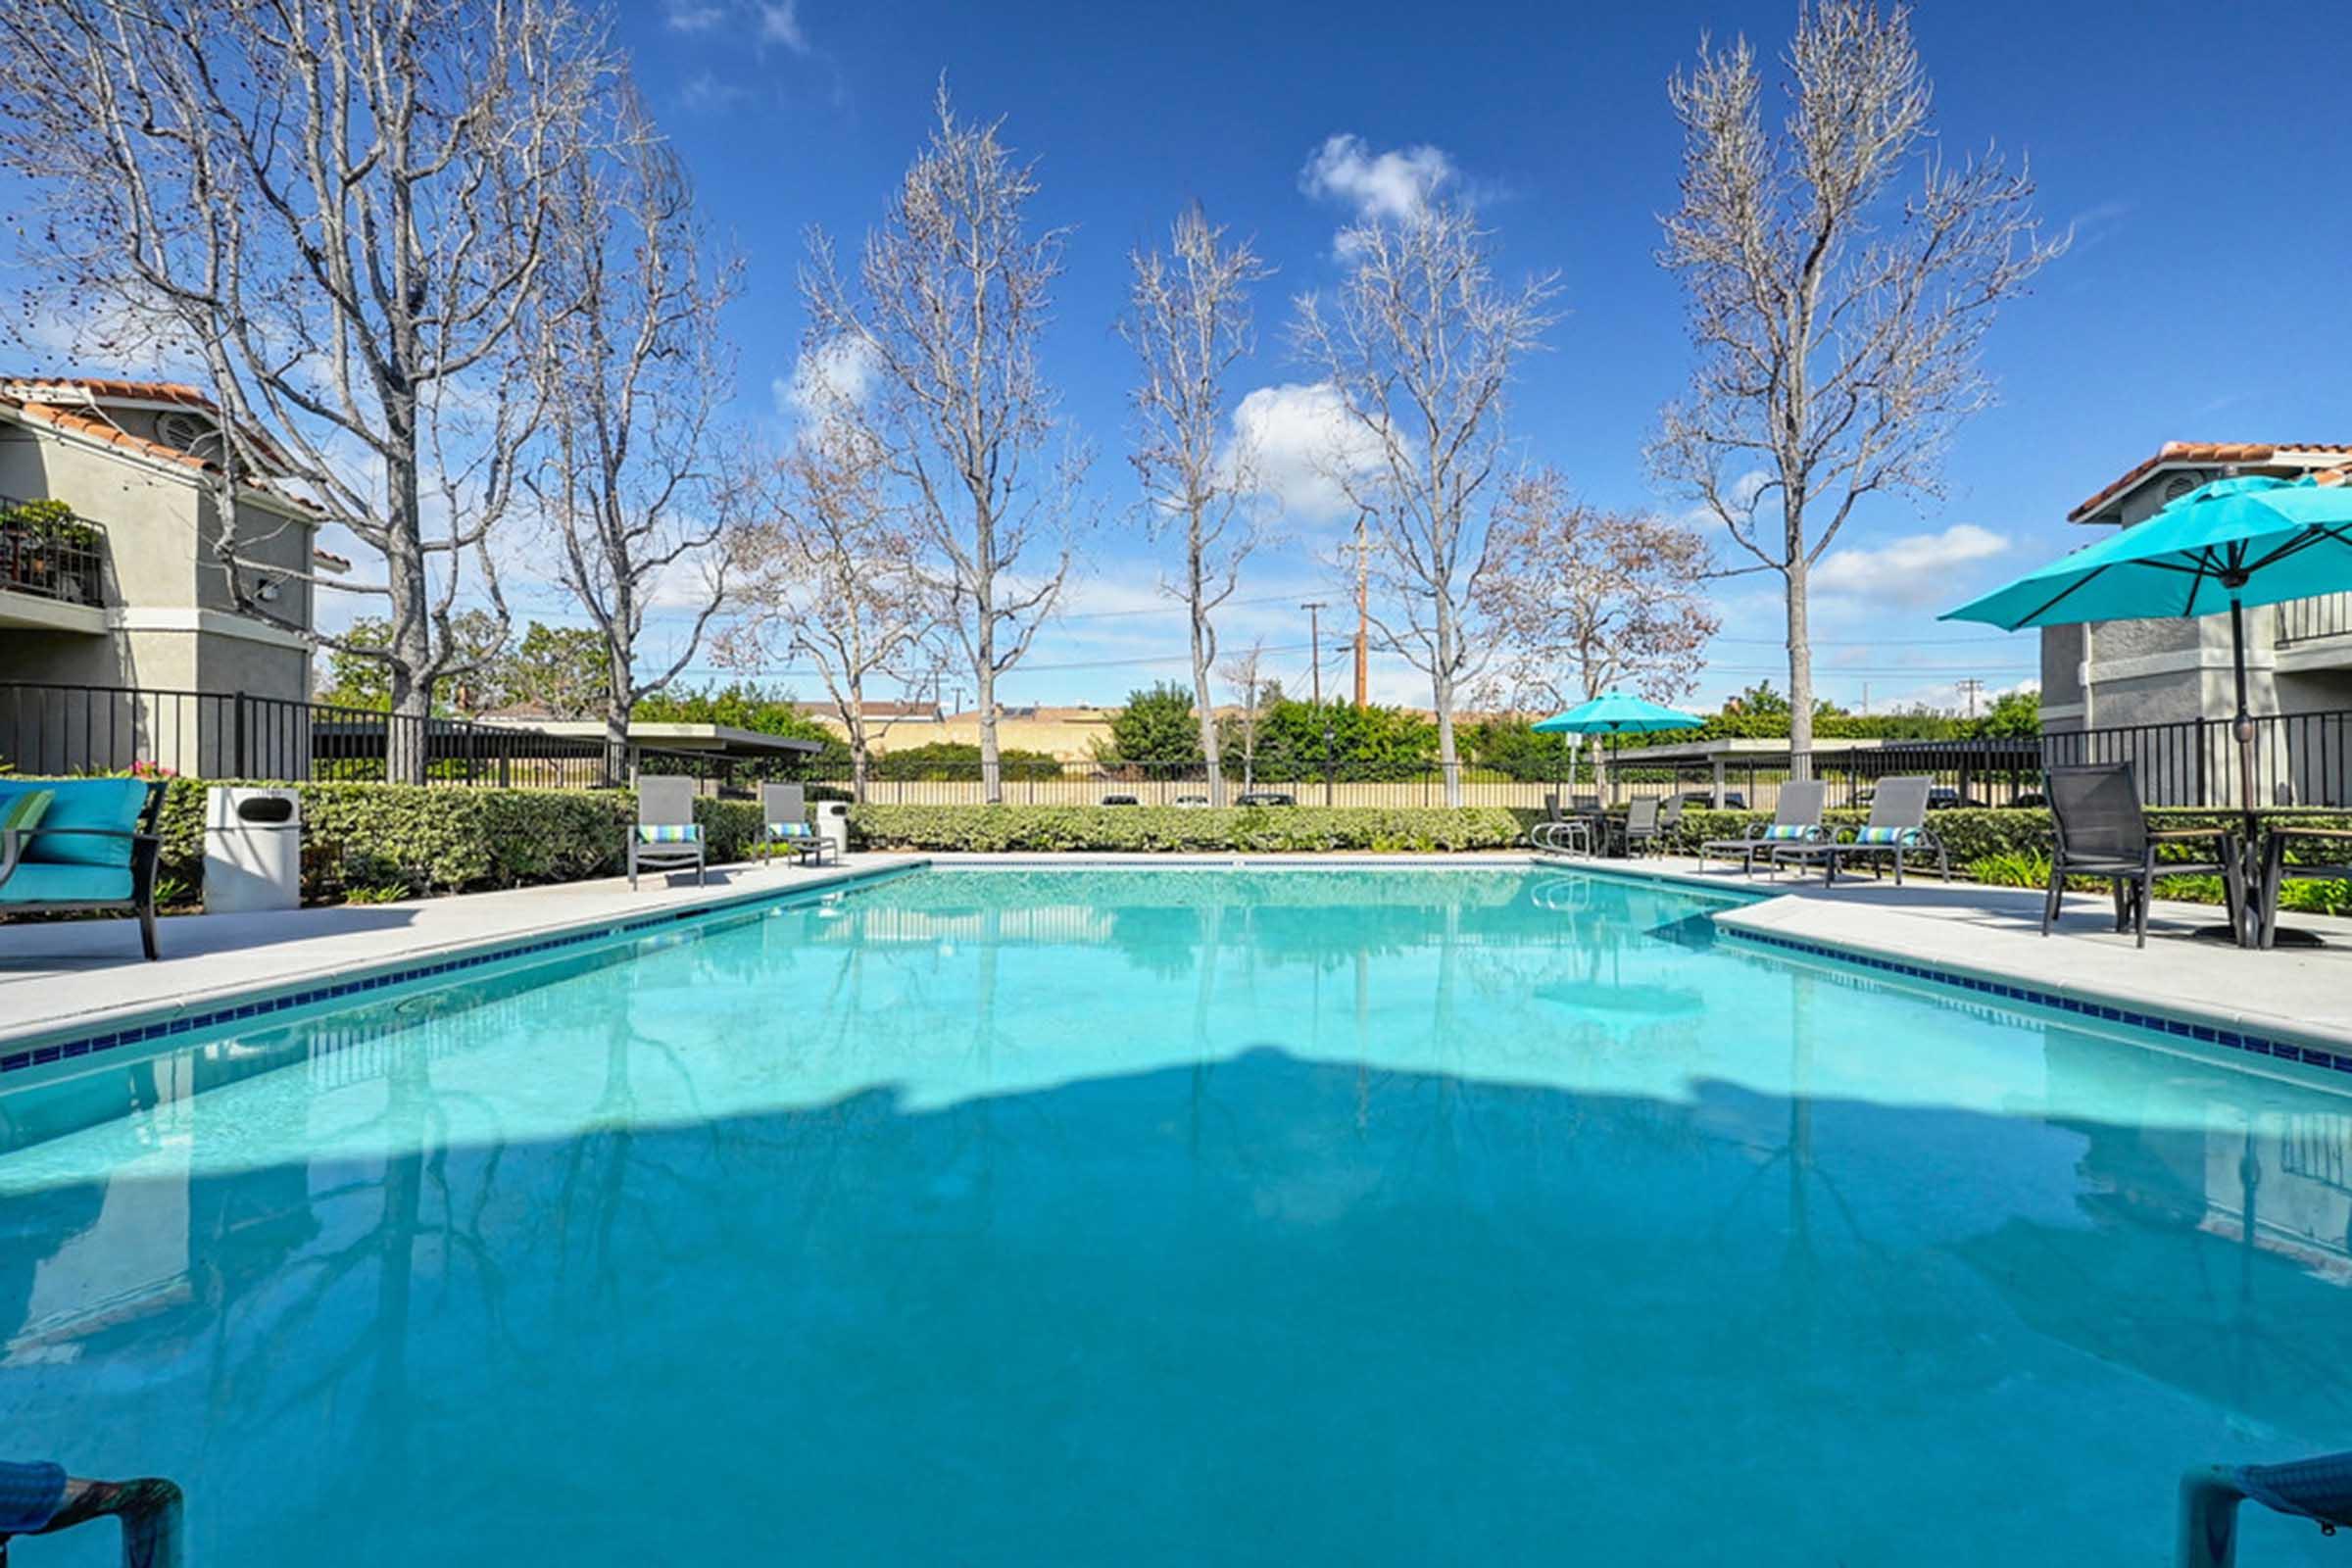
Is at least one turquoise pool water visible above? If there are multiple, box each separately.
[2,866,2349,1564]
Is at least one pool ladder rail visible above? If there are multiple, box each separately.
[0,1461,182,1568]
[2180,1450,2352,1566]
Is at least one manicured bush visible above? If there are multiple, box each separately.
[846,804,1524,854]
[150,779,762,903]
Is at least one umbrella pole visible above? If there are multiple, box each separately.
[2230,596,2261,945]
[2230,595,2258,843]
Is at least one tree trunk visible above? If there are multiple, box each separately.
[1190,586,1223,808]
[382,384,431,786]
[1787,558,1815,784]
[1588,733,1608,803]
[602,696,632,790]
[975,655,1002,806]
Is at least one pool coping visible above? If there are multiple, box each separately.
[0,858,927,1080]
[1549,854,2352,1069]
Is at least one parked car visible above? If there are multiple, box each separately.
[1675,790,1745,809]
[1925,786,1985,810]
[1236,791,1296,807]
[1174,794,1211,808]
[1102,793,1140,807]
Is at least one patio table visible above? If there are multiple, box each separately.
[2255,824,2352,950]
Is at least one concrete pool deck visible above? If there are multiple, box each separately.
[0,855,926,1052]
[1,848,2345,1064]
[1586,854,2352,1054]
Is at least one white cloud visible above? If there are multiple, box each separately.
[1299,134,1455,227]
[663,0,727,30]
[758,0,809,51]
[775,334,880,429]
[1225,381,1388,526]
[1812,524,2009,605]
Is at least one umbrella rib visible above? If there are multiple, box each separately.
[2013,562,2115,628]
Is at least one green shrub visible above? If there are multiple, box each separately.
[149,779,762,904]
[846,804,1524,854]
[1966,850,2052,889]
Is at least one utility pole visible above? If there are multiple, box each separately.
[1301,602,1328,709]
[1352,510,1370,709]
[1956,676,1984,719]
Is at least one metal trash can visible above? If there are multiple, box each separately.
[205,786,303,912]
[815,800,851,863]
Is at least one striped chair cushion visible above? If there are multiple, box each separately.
[766,821,814,838]
[1853,825,1918,846]
[635,823,702,844]
[1,788,54,836]
[1761,822,1811,841]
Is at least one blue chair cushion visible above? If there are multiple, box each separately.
[1761,823,1812,841]
[0,861,135,904]
[1854,825,1919,846]
[766,821,813,838]
[18,779,147,867]
[635,823,702,844]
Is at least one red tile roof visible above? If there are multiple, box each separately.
[2069,441,2352,522]
[0,375,316,515]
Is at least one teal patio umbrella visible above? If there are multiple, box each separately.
[1533,694,1705,808]
[1942,473,2352,838]
[1531,693,1705,736]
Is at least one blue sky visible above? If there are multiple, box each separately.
[37,0,2352,715]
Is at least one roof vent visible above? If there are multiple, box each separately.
[155,410,217,457]
[2162,471,2205,504]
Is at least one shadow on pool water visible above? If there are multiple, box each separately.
[3,1033,2350,1567]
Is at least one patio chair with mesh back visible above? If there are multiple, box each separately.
[760,782,828,867]
[2043,762,2243,949]
[1771,775,1949,886]
[1699,780,1826,877]
[1614,797,1663,857]
[628,775,706,890]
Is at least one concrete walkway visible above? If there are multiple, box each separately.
[1581,854,2352,1054]
[0,855,924,1050]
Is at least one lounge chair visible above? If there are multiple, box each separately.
[2043,762,2244,949]
[1771,775,1949,886]
[1699,781,1826,877]
[628,775,706,890]
[760,783,829,867]
[0,778,166,958]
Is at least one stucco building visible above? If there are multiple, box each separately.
[1,376,343,774]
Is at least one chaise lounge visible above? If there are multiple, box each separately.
[0,777,167,958]
[1771,775,1949,886]
[1699,780,1826,876]
[628,775,707,890]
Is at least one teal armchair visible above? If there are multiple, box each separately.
[0,778,167,959]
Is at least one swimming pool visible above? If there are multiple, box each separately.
[2,865,2348,1564]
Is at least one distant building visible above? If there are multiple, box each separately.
[2041,440,2352,735]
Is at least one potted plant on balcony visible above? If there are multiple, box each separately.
[0,498,98,601]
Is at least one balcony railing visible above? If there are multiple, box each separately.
[2277,591,2352,646]
[0,496,108,608]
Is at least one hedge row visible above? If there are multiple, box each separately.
[1652,806,2352,866]
[845,804,1525,854]
[150,780,764,904]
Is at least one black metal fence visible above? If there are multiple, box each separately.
[7,680,2349,810]
[0,683,761,793]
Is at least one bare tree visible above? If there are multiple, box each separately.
[1291,201,1557,805]
[1119,203,1272,807]
[1479,467,1721,795]
[721,420,942,803]
[800,81,1082,805]
[1650,0,2060,778]
[0,0,605,781]
[1216,639,1274,795]
[528,87,740,781]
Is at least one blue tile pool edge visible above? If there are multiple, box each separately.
[0,861,926,1084]
[1717,923,2352,1079]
